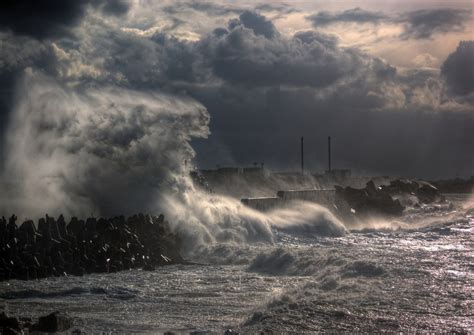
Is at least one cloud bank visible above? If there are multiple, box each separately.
[0,1,473,188]
[399,9,472,40]
[441,41,474,96]
[306,7,472,40]
[307,8,388,26]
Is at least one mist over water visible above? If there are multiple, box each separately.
[1,73,470,252]
[0,71,349,254]
[0,73,472,333]
[2,194,472,332]
[1,71,209,217]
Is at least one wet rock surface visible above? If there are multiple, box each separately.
[430,177,474,194]
[0,213,184,281]
[0,312,21,334]
[33,311,73,333]
[381,179,446,204]
[335,181,405,218]
[1,310,73,334]
[334,179,447,219]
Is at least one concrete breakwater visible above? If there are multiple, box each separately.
[241,179,447,220]
[241,189,335,212]
[0,213,183,281]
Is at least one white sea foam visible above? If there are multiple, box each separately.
[0,72,347,252]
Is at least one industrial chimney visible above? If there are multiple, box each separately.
[301,136,304,174]
[328,136,331,172]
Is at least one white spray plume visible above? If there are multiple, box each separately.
[1,71,348,252]
[1,71,209,217]
[164,192,347,255]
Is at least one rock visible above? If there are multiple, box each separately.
[416,182,444,203]
[33,311,72,333]
[386,179,419,194]
[383,179,445,204]
[1,327,22,335]
[1,213,184,283]
[335,181,404,218]
[0,312,20,330]
[430,176,474,194]
[224,329,240,335]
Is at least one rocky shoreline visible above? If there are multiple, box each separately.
[1,310,75,334]
[0,213,184,282]
[334,179,448,220]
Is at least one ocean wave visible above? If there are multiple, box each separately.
[0,285,138,301]
[247,247,385,279]
[1,287,93,300]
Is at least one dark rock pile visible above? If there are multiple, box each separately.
[335,180,405,218]
[34,311,72,333]
[1,310,73,334]
[0,213,184,281]
[430,176,474,194]
[381,179,446,204]
[335,179,446,219]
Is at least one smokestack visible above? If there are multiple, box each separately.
[301,136,304,174]
[328,136,331,172]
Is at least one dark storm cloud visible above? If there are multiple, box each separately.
[0,0,88,39]
[92,10,368,90]
[163,1,242,16]
[0,1,130,167]
[293,30,338,49]
[200,13,368,88]
[69,10,453,176]
[306,7,471,40]
[306,8,388,27]
[187,13,473,178]
[0,0,130,39]
[254,3,299,15]
[92,30,203,88]
[441,41,474,96]
[101,0,130,16]
[399,8,472,39]
[191,81,474,179]
[0,7,472,179]
[229,11,278,39]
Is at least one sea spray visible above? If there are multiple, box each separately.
[163,190,349,256]
[1,71,347,254]
[1,71,209,217]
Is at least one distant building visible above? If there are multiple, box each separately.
[242,166,268,177]
[325,169,351,179]
[195,165,269,179]
[216,167,242,175]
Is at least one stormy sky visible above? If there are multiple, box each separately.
[0,0,473,179]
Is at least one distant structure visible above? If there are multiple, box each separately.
[301,136,304,174]
[192,164,268,181]
[192,135,352,183]
[242,189,335,212]
[328,136,331,172]
[326,169,351,179]
[325,135,351,179]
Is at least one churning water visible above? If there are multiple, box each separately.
[0,194,472,333]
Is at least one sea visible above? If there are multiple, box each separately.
[1,194,472,334]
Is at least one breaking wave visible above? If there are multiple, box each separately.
[247,247,384,278]
[0,286,137,301]
[0,72,347,255]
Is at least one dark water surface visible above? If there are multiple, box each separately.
[1,195,472,333]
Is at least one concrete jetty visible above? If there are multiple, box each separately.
[242,189,335,211]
